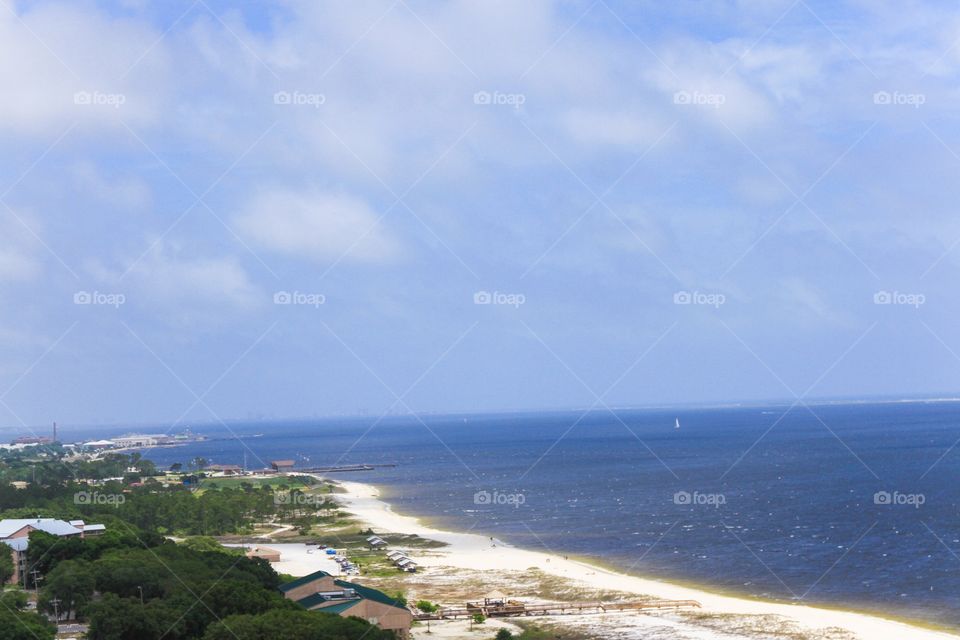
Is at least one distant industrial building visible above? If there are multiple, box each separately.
[112,434,174,448]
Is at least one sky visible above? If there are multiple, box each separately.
[2,0,960,430]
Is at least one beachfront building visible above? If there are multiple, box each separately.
[0,518,106,584]
[279,570,412,639]
[365,535,387,548]
[270,460,296,472]
[206,464,244,476]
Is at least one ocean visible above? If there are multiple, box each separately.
[92,401,960,629]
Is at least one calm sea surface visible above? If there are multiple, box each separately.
[89,402,960,628]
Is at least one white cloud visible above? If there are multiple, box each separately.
[95,243,260,311]
[0,3,167,134]
[236,189,400,263]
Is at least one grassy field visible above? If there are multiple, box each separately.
[199,475,322,491]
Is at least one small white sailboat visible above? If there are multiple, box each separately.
[674,418,680,429]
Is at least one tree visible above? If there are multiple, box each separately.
[0,592,55,640]
[39,559,96,621]
[495,629,514,640]
[86,593,178,640]
[416,600,438,613]
[0,544,14,585]
[203,609,394,640]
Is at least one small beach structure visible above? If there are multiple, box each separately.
[365,535,387,547]
[386,550,405,560]
[245,546,281,562]
[279,570,412,639]
[270,459,296,472]
[206,464,243,475]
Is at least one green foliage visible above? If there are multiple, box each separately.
[0,591,55,640]
[180,537,242,556]
[0,543,14,584]
[495,630,514,640]
[38,558,96,620]
[472,613,486,624]
[416,600,438,613]
[202,609,394,640]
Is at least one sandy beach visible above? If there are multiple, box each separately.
[321,479,958,640]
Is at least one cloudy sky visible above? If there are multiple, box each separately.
[2,0,959,429]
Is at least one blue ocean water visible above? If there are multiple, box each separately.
[115,401,960,628]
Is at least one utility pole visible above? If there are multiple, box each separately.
[50,597,61,623]
[137,586,144,606]
[29,568,42,595]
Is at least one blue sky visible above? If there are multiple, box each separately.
[1,0,959,429]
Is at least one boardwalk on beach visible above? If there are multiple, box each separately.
[415,598,702,620]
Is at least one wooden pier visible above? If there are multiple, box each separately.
[297,464,397,473]
[415,598,701,621]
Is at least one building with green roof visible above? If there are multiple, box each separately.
[279,570,412,638]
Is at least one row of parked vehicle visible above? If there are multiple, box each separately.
[306,542,360,575]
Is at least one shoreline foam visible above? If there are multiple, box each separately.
[330,478,959,640]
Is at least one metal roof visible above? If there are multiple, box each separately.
[0,518,84,538]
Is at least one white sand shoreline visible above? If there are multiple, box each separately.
[329,478,958,640]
